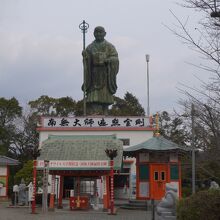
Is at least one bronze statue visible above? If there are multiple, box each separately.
[82,26,119,115]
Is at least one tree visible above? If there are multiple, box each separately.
[11,111,40,162]
[109,92,145,116]
[0,97,22,156]
[29,95,76,117]
[154,111,189,146]
[167,0,220,184]
[54,97,76,117]
[14,160,42,187]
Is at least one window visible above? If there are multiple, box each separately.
[161,171,166,181]
[154,171,159,181]
[139,164,149,181]
[170,165,179,180]
[120,138,130,146]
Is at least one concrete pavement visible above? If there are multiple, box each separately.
[0,202,153,220]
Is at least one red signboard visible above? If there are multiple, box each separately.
[69,196,89,210]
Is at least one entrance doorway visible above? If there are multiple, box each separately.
[151,164,167,200]
[63,176,74,198]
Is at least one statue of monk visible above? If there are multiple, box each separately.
[82,26,119,115]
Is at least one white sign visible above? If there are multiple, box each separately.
[139,182,149,197]
[0,166,7,176]
[37,160,109,169]
[13,185,19,192]
[41,116,150,128]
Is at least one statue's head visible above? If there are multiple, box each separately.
[94,26,106,42]
[165,183,178,192]
[21,178,25,184]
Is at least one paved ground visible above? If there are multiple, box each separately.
[0,201,153,220]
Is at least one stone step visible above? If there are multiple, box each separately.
[120,205,148,210]
[120,199,148,211]
[129,199,148,205]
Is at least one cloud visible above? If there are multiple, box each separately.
[0,31,83,105]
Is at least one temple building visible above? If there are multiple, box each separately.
[36,116,154,209]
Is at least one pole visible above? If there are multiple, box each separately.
[146,54,150,117]
[32,160,37,214]
[42,160,49,213]
[49,175,55,211]
[191,104,196,194]
[151,199,155,220]
[110,160,114,214]
[79,20,89,116]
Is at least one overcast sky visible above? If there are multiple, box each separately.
[0,0,211,114]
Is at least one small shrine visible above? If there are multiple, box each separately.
[0,155,19,199]
[124,135,185,200]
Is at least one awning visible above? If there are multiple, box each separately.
[0,155,19,166]
[37,135,123,170]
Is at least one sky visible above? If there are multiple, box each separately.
[0,0,211,114]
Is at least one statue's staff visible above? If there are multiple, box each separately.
[79,20,89,116]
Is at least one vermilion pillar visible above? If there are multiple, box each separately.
[49,175,55,210]
[103,175,110,210]
[32,160,37,214]
[58,175,63,209]
[109,160,115,214]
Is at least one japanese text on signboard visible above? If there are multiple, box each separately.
[42,117,150,128]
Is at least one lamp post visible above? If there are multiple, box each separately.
[105,148,118,215]
[146,54,150,117]
[191,104,196,194]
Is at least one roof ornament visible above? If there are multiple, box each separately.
[154,112,160,137]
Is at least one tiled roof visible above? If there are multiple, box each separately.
[38,135,123,170]
[0,155,19,166]
[124,136,185,153]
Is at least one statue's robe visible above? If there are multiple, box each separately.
[83,39,119,105]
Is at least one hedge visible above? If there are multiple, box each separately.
[177,189,220,220]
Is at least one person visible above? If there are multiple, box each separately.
[82,26,119,115]
[12,183,19,206]
[27,182,34,203]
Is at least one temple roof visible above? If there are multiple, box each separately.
[124,136,186,155]
[37,135,123,170]
[0,155,19,166]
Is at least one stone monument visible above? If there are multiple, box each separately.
[18,178,27,205]
[82,26,119,115]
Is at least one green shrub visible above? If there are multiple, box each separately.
[14,160,43,189]
[177,190,220,220]
[14,160,34,184]
[181,186,192,198]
